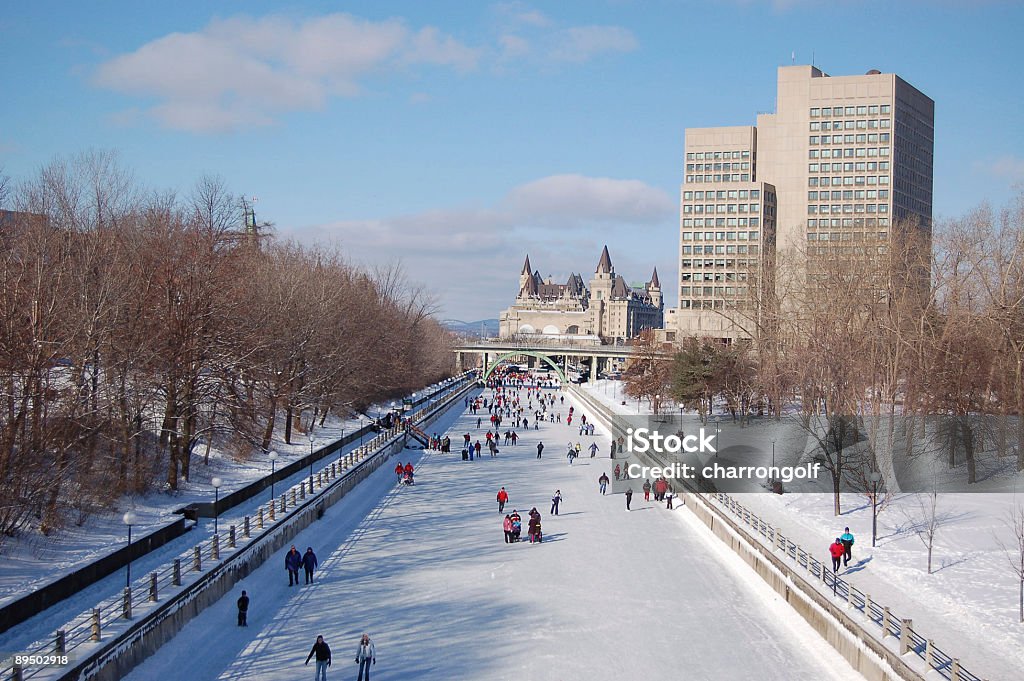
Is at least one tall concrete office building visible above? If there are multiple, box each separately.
[672,65,934,342]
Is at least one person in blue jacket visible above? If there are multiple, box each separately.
[302,547,318,584]
[839,527,855,566]
[285,545,302,586]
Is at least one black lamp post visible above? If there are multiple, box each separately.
[308,432,315,489]
[211,477,222,536]
[122,511,137,589]
[870,471,882,547]
[770,439,776,485]
[715,418,721,460]
[269,451,278,500]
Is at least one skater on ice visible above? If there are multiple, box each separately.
[305,634,332,681]
[236,590,249,626]
[354,633,376,681]
[302,547,318,585]
[285,545,302,586]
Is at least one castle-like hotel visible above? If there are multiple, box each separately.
[498,246,663,343]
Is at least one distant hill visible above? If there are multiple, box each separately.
[442,318,500,338]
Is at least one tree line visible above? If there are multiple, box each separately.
[625,193,1024,513]
[0,152,454,543]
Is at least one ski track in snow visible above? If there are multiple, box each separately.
[123,387,863,681]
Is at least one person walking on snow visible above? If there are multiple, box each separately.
[598,473,609,495]
[236,590,249,626]
[840,527,855,567]
[537,442,544,459]
[394,462,403,478]
[550,490,562,515]
[625,488,633,511]
[589,442,599,458]
[503,514,513,543]
[642,479,652,501]
[829,538,845,573]
[354,633,376,681]
[302,547,318,584]
[305,634,332,681]
[497,487,509,513]
[285,545,302,586]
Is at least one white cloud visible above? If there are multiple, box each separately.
[92,13,478,132]
[286,173,674,318]
[989,155,1024,182]
[548,26,637,63]
[499,34,531,59]
[506,174,673,225]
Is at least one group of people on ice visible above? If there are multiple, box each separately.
[394,461,415,485]
[304,632,377,681]
[502,508,544,543]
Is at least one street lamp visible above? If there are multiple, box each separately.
[211,477,222,536]
[870,471,882,547]
[358,416,365,447]
[715,418,721,460]
[269,451,278,500]
[655,394,660,416]
[122,511,137,589]
[308,432,316,488]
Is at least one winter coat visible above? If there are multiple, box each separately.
[404,463,414,474]
[528,517,541,534]
[503,517,512,531]
[497,490,509,503]
[829,541,845,559]
[598,475,609,484]
[237,594,249,612]
[306,640,331,663]
[642,481,652,492]
[285,549,302,571]
[302,550,318,571]
[355,641,376,662]
[840,532,855,546]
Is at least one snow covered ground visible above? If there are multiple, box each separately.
[581,380,1024,681]
[124,387,862,681]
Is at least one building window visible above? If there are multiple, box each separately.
[880,104,891,114]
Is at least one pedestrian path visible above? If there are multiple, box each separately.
[124,387,864,681]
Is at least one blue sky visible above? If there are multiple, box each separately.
[2,1,1023,320]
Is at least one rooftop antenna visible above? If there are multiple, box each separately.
[812,50,815,67]
[791,50,795,65]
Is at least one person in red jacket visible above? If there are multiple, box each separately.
[404,462,414,476]
[496,487,509,513]
[829,538,845,572]
[394,462,403,478]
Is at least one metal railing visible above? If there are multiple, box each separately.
[708,492,983,681]
[1,373,478,681]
